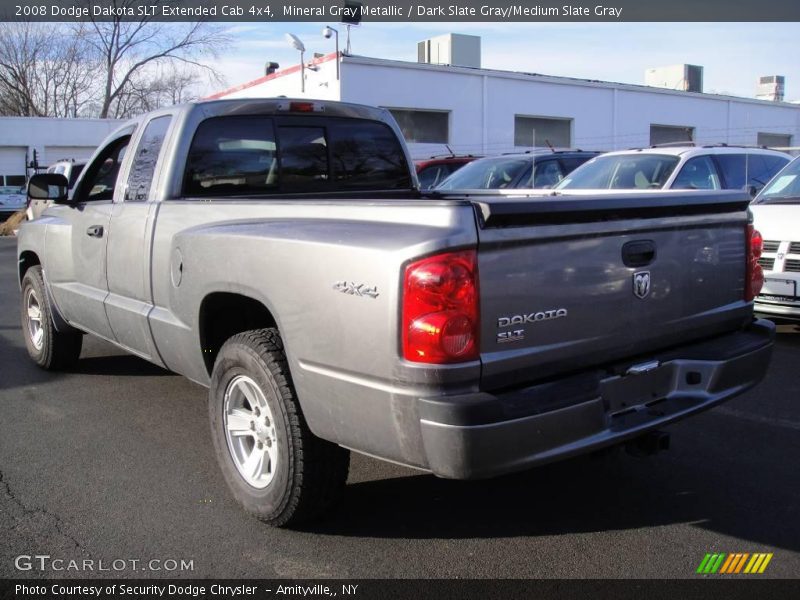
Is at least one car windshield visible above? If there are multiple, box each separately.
[754,158,800,204]
[557,154,680,190]
[436,156,531,190]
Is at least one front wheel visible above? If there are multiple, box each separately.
[20,265,82,370]
[209,328,350,527]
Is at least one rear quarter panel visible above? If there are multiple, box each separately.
[149,200,479,462]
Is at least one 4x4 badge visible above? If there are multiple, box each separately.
[633,271,651,299]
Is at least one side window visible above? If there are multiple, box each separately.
[713,154,746,189]
[74,135,133,202]
[327,121,411,190]
[126,116,171,201]
[672,156,721,190]
[532,159,565,188]
[184,117,277,197]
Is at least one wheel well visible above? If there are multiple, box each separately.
[199,293,277,375]
[19,251,40,285]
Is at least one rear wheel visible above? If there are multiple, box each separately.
[20,266,82,370]
[209,328,350,527]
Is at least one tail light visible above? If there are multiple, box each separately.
[745,224,764,302]
[402,250,479,363]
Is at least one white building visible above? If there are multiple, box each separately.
[0,117,120,186]
[208,48,800,159]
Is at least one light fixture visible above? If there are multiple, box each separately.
[322,26,340,80]
[284,33,306,93]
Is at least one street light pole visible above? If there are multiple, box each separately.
[323,26,340,80]
[285,33,307,94]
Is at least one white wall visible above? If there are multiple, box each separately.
[345,58,800,158]
[341,60,485,157]
[212,55,800,160]
[0,116,121,174]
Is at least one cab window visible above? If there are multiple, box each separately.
[74,132,134,202]
[183,116,411,196]
[126,115,172,201]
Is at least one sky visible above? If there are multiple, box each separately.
[204,22,800,101]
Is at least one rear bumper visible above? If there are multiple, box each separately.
[755,299,800,323]
[417,319,775,479]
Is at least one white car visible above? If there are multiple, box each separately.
[751,156,800,322]
[557,145,790,195]
[0,185,26,219]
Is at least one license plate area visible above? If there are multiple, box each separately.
[601,365,674,415]
[762,277,796,299]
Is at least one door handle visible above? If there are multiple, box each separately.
[86,225,104,238]
[622,240,656,267]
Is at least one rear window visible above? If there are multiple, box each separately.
[184,116,410,197]
[328,121,410,190]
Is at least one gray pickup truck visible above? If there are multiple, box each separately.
[18,99,774,527]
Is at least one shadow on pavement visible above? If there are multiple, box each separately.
[73,355,174,377]
[306,424,799,553]
[0,345,175,392]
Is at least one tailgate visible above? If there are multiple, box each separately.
[474,191,753,389]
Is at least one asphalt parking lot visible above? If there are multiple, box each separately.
[0,236,798,579]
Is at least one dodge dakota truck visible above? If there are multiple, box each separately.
[18,99,774,527]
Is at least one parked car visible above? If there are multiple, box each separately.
[415,155,478,190]
[435,151,600,190]
[751,156,800,322]
[19,98,774,527]
[27,159,87,220]
[0,185,26,219]
[556,145,790,194]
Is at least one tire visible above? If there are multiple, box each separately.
[20,265,82,370]
[209,328,350,527]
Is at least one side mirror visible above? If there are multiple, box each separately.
[27,173,69,203]
[746,184,759,198]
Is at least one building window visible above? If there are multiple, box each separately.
[2,175,26,186]
[650,125,694,146]
[757,132,792,148]
[386,109,449,144]
[514,116,572,148]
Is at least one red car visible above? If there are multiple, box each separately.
[415,155,479,189]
